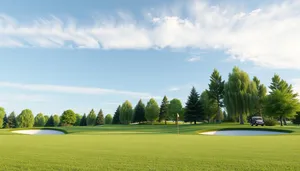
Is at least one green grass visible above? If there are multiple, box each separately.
[1,123,300,170]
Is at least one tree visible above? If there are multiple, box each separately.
[95,109,105,125]
[7,112,17,128]
[17,109,34,128]
[292,112,300,125]
[264,75,300,126]
[60,109,76,126]
[145,98,160,124]
[223,67,258,124]
[159,96,169,124]
[105,114,113,124]
[0,107,5,128]
[34,113,46,127]
[3,114,8,128]
[207,69,225,123]
[112,106,121,124]
[80,113,87,126]
[44,115,49,125]
[252,76,267,116]
[53,115,60,127]
[169,98,183,123]
[184,87,203,124]
[200,90,218,123]
[45,115,55,127]
[74,114,82,126]
[120,100,134,125]
[133,100,146,124]
[86,109,97,126]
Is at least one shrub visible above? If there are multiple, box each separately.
[264,118,277,126]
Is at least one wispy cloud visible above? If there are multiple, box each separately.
[168,87,181,92]
[187,57,201,62]
[168,83,202,92]
[0,93,47,104]
[0,1,300,69]
[0,82,158,98]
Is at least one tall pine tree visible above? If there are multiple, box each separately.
[207,69,225,123]
[95,109,105,125]
[86,109,96,126]
[80,113,87,126]
[7,112,17,128]
[184,87,203,124]
[112,106,121,124]
[45,115,55,127]
[133,100,146,124]
[159,96,169,124]
[3,114,8,128]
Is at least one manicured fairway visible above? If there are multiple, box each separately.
[1,124,300,171]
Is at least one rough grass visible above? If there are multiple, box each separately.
[1,124,300,171]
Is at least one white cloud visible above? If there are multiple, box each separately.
[0,82,157,98]
[0,1,300,69]
[168,87,180,92]
[187,57,201,62]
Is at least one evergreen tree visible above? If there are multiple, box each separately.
[80,113,87,126]
[87,109,97,126]
[3,114,8,128]
[120,101,134,125]
[145,98,160,124]
[264,74,300,126]
[7,112,17,128]
[133,100,146,124]
[292,112,300,125]
[45,115,55,127]
[184,87,203,124]
[74,114,82,126]
[112,106,121,124]
[207,69,225,123]
[159,96,169,124]
[95,109,105,125]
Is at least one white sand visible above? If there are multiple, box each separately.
[200,130,288,136]
[12,129,65,135]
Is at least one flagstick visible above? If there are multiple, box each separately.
[177,113,180,135]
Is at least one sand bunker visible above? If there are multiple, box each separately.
[12,129,65,135]
[200,130,288,136]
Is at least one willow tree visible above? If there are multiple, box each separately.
[252,76,267,116]
[224,67,258,124]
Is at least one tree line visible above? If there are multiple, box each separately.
[1,66,300,128]
[0,108,113,128]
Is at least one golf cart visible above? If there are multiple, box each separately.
[250,116,264,126]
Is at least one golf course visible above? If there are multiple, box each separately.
[1,124,300,171]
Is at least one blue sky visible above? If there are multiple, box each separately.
[0,0,299,116]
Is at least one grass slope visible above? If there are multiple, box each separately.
[0,124,300,171]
